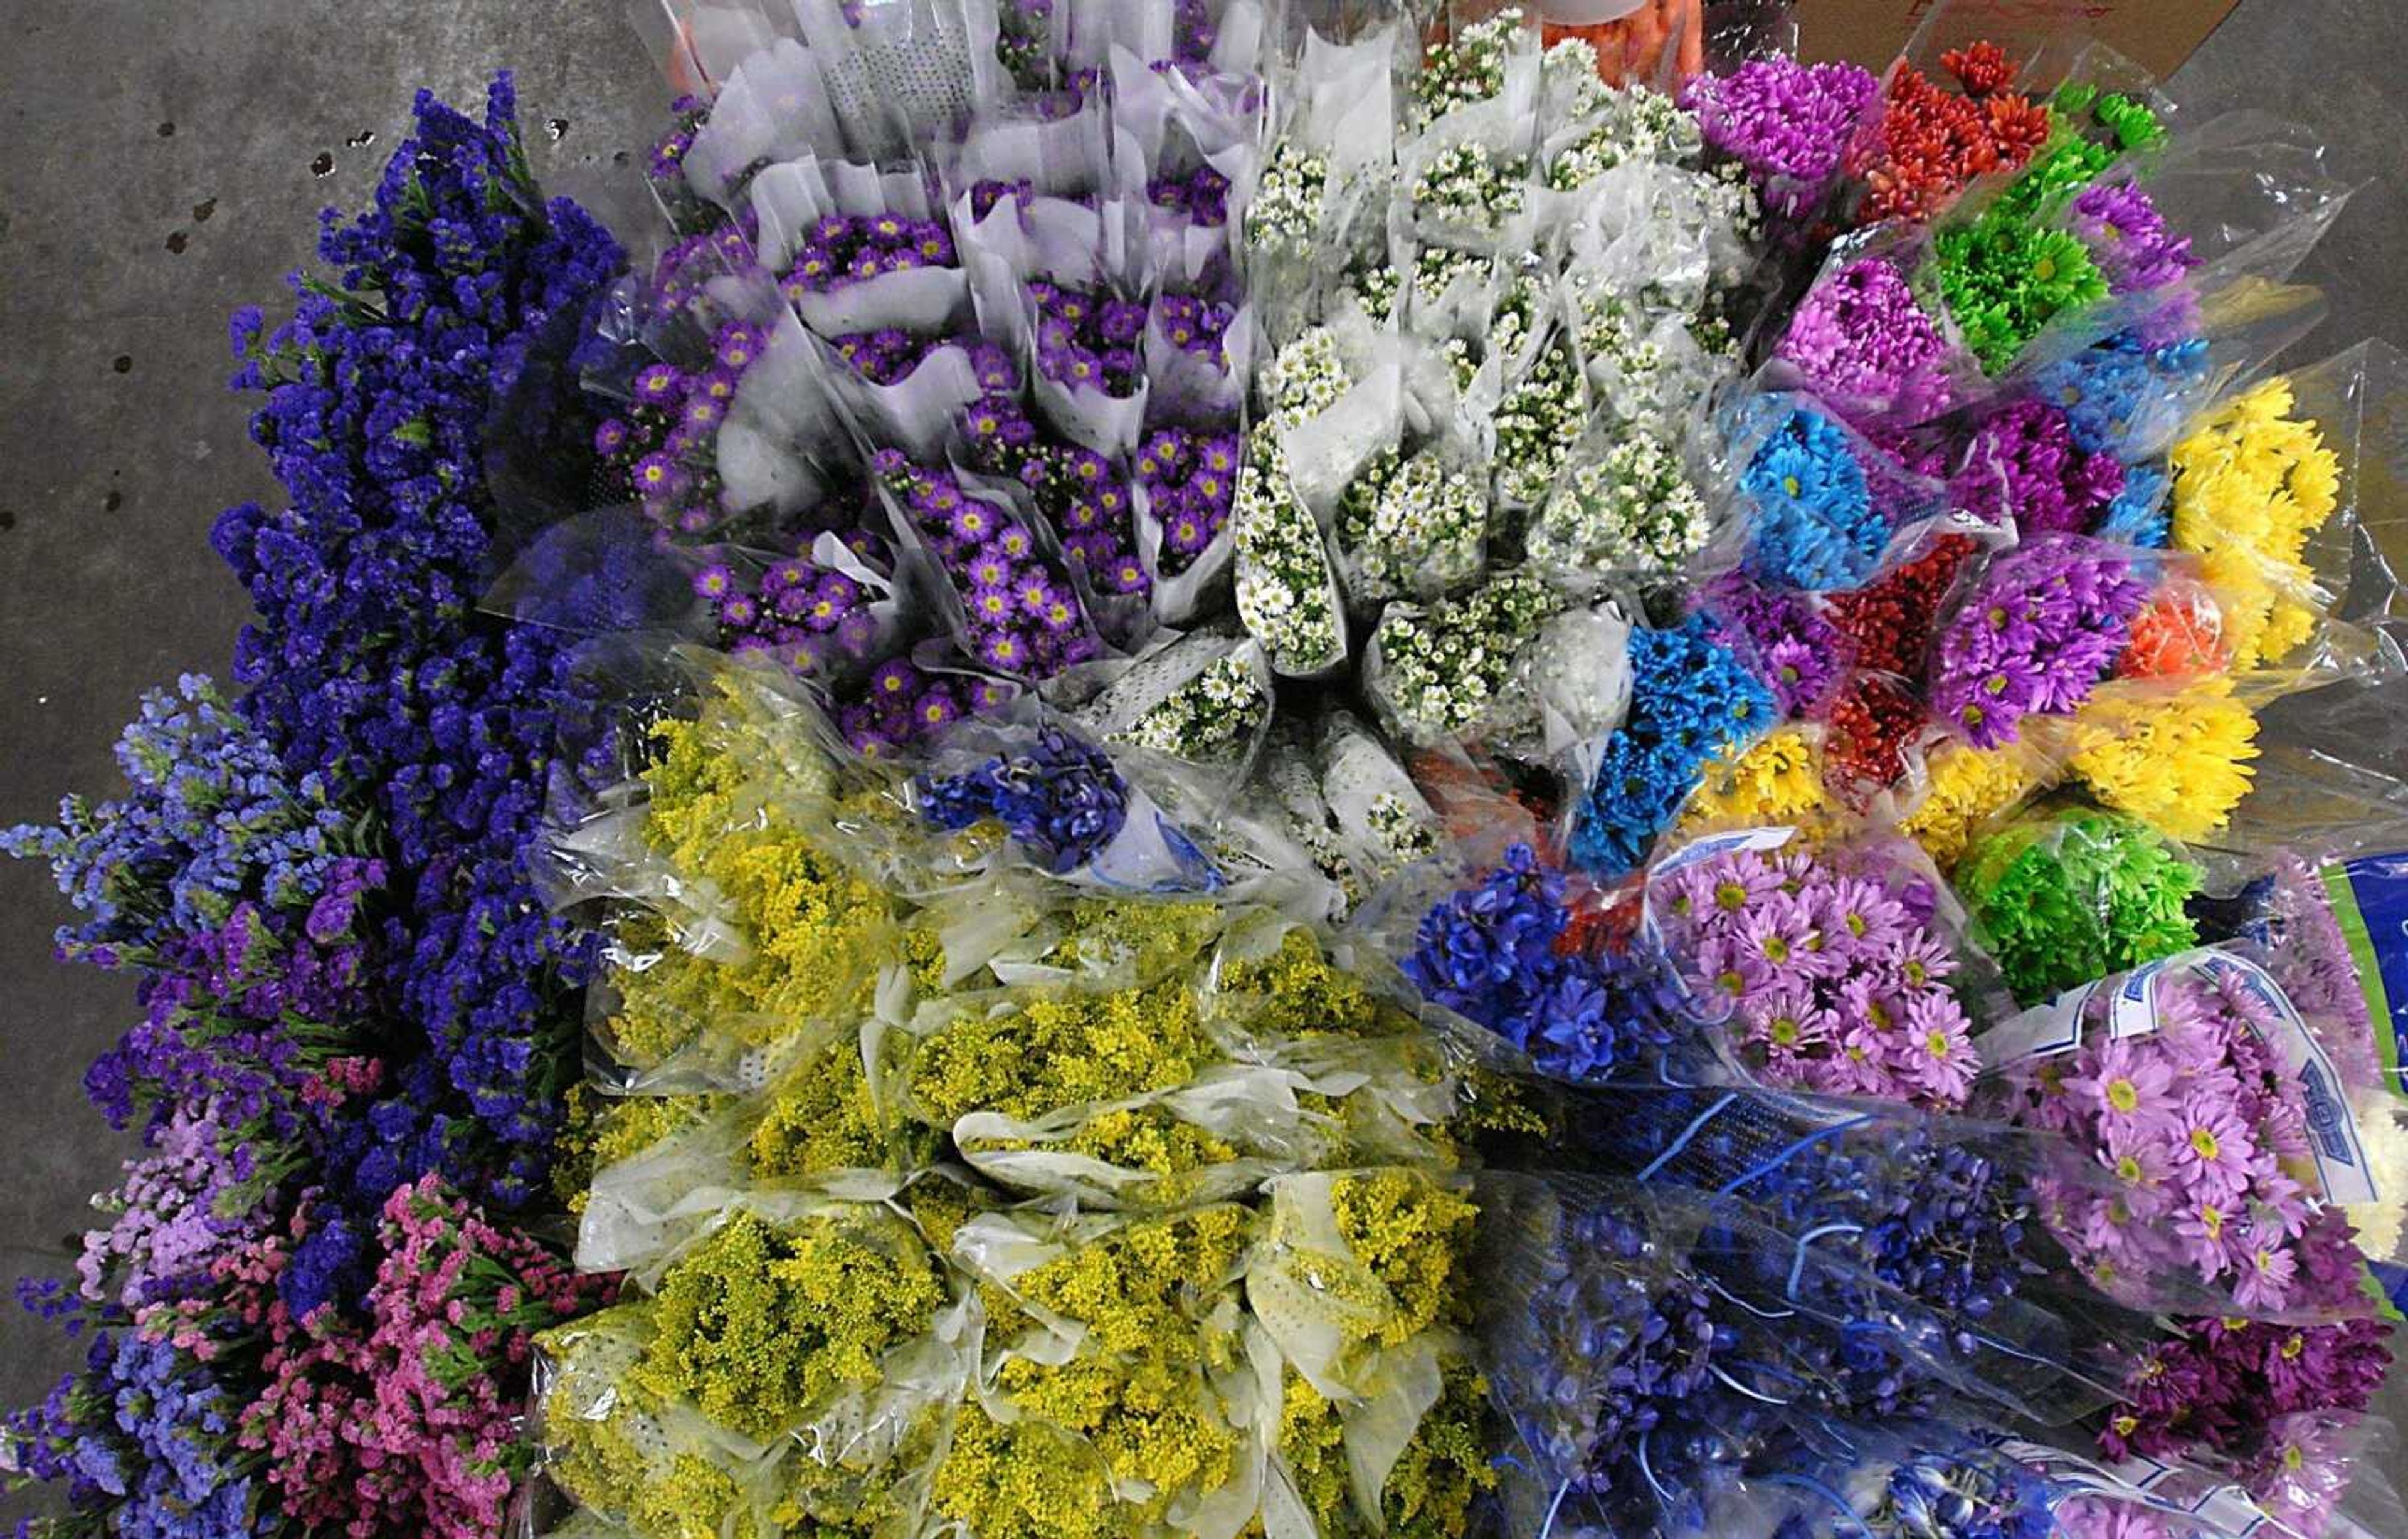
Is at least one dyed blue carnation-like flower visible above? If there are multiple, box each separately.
[919,727,1131,874]
[2028,330,2212,458]
[2094,460,2171,548]
[1570,621,1776,876]
[1401,845,1684,1081]
[1741,407,1888,590]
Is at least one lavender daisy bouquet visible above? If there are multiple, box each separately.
[1643,829,1996,1111]
[1978,943,2404,1315]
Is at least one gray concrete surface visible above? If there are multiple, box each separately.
[0,0,2397,1526]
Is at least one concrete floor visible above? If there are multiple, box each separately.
[0,0,2396,1525]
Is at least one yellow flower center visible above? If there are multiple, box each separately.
[1714,881,1748,912]
[2190,1126,2221,1162]
[1770,1017,1802,1047]
[2106,1079,2140,1113]
[1760,935,1790,964]
[2199,1203,2224,1239]
[1924,1030,1952,1059]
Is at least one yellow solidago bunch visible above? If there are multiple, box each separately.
[1329,1169,1481,1342]
[2168,377,2343,668]
[744,1032,926,1180]
[604,711,899,1070]
[2065,676,2259,841]
[633,1207,948,1443]
[989,1207,1255,1355]
[539,1306,772,1539]
[1676,725,1834,840]
[1279,1362,1497,1539]
[553,1086,729,1214]
[1900,737,2049,868]
[1208,922,1420,1041]
[929,1404,1114,1539]
[988,1350,1242,1530]
[907,978,1222,1127]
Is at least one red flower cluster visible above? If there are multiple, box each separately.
[1826,533,1980,675]
[1851,43,2051,224]
[1825,673,1926,798]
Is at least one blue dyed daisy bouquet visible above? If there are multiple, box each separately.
[12,4,2408,1538]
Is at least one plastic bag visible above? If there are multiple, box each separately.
[1069,623,1277,772]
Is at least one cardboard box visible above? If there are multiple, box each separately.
[1797,0,2244,81]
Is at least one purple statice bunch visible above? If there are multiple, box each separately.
[693,533,889,670]
[873,449,1101,677]
[596,322,768,540]
[1700,574,1851,718]
[1152,290,1237,370]
[1928,533,2149,747]
[73,1106,275,1313]
[1777,256,1957,424]
[960,377,1149,599]
[1948,399,2126,535]
[2,676,355,973]
[1655,844,1980,1108]
[1032,279,1148,396]
[1739,406,1893,591]
[3,1323,259,1538]
[838,659,1015,760]
[213,76,625,1206]
[779,210,958,297]
[2071,181,2199,297]
[1402,846,1687,1081]
[1679,57,1880,219]
[2015,967,2353,1315]
[918,725,1130,873]
[1146,164,1234,227]
[1135,423,1240,578]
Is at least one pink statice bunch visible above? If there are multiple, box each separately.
[147,1177,614,1539]
[1654,844,1980,1108]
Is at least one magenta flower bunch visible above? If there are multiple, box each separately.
[1654,844,1981,1108]
[1776,255,1957,424]
[2015,968,2350,1313]
[1928,533,2150,747]
[1948,399,2127,535]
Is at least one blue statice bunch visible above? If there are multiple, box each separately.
[1741,407,1890,590]
[1400,844,1685,1081]
[919,726,1131,874]
[3,1327,259,1539]
[211,75,625,1211]
[1570,620,1775,876]
[2,676,354,975]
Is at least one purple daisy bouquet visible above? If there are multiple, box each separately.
[1769,247,1973,431]
[1646,831,1995,1110]
[1927,532,2155,748]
